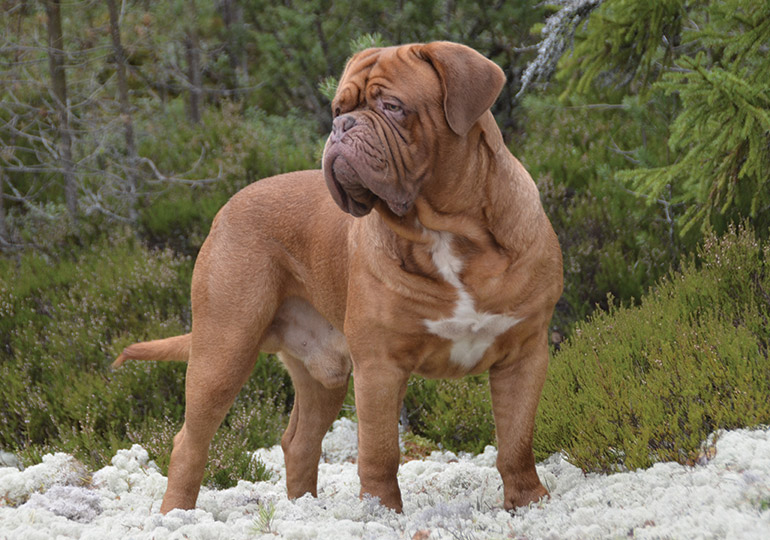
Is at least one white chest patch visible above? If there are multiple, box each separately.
[423,231,521,368]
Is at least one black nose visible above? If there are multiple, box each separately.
[331,114,356,142]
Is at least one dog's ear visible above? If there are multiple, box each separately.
[418,42,506,136]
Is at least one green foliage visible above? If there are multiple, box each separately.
[534,225,770,471]
[230,0,543,129]
[348,32,388,54]
[318,76,339,104]
[138,191,229,255]
[519,0,769,330]
[0,232,291,486]
[521,93,679,331]
[136,103,322,254]
[132,100,320,193]
[401,431,440,461]
[547,0,770,238]
[318,32,387,102]
[404,376,496,454]
[559,0,686,93]
[622,3,770,236]
[537,175,675,332]
[0,232,190,464]
[252,500,277,535]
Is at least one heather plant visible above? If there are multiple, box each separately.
[533,225,770,471]
[0,231,291,486]
[0,232,188,462]
[404,375,495,455]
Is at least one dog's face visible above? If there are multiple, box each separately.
[322,42,506,218]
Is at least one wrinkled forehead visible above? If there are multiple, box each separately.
[333,45,441,114]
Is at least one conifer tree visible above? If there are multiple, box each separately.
[626,1,770,235]
[523,0,770,237]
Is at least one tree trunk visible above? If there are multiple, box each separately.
[14,1,30,63]
[218,0,247,90]
[45,0,78,221]
[0,168,7,246]
[185,32,202,124]
[106,0,138,220]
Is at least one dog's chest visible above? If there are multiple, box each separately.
[422,231,520,368]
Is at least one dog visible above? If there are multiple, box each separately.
[114,41,563,514]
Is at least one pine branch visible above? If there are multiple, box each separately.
[516,0,604,98]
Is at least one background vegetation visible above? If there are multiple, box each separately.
[1,0,768,488]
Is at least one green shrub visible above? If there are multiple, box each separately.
[404,375,495,454]
[534,224,770,471]
[0,232,292,486]
[537,174,676,335]
[0,232,190,463]
[138,190,230,256]
[520,93,680,335]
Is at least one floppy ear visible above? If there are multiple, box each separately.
[418,42,506,136]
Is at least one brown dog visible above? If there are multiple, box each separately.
[114,41,563,514]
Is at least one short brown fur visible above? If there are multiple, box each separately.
[116,42,562,514]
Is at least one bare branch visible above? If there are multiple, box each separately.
[516,0,604,98]
[6,180,58,219]
[139,152,221,186]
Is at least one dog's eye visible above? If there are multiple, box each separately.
[383,102,402,113]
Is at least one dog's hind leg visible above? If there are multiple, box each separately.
[159,321,264,513]
[279,352,349,499]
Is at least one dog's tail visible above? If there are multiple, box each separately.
[112,333,191,369]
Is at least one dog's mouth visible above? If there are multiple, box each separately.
[324,154,377,218]
[322,127,416,219]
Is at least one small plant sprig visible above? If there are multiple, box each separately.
[318,33,387,102]
[252,500,277,535]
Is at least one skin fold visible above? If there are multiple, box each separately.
[114,41,563,514]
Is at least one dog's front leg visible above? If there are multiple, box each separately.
[353,360,409,513]
[489,332,550,511]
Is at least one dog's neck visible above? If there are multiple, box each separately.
[375,112,542,256]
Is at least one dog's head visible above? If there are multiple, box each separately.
[322,42,505,218]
